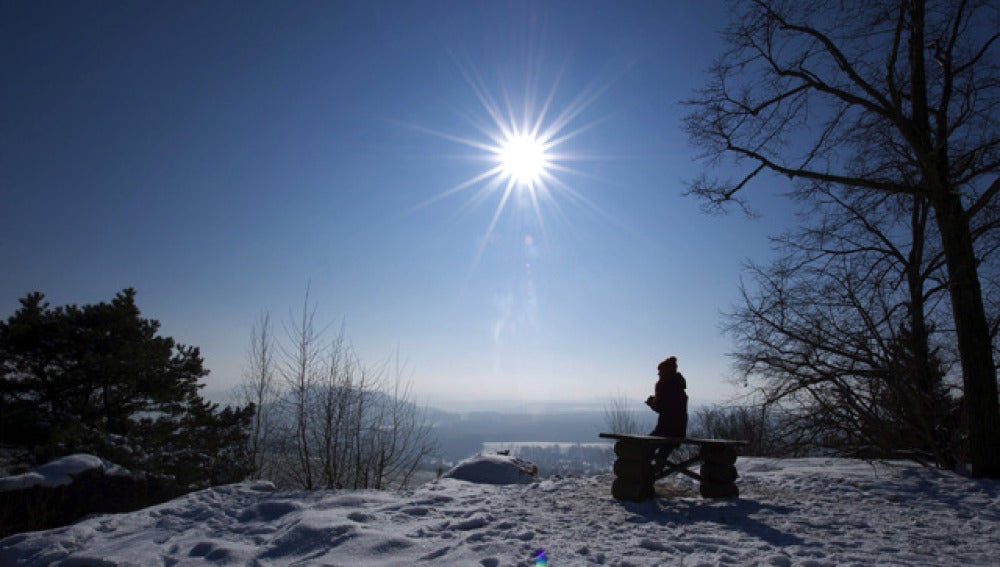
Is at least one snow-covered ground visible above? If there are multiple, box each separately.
[2,455,999,566]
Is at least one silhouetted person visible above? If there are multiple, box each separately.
[646,356,688,463]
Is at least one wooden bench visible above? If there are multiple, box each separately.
[599,433,749,501]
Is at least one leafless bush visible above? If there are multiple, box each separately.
[692,403,784,457]
[277,291,324,489]
[240,293,437,490]
[238,313,278,481]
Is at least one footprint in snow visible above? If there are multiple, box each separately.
[237,500,301,522]
[419,545,451,560]
[452,515,492,530]
[347,511,376,523]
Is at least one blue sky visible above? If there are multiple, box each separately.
[2,1,796,406]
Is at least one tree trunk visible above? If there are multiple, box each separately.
[933,192,1000,477]
[906,197,938,462]
[908,0,999,478]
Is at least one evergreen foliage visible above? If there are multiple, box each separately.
[0,289,254,490]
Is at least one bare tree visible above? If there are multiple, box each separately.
[367,353,437,490]
[685,0,1000,477]
[239,312,278,480]
[313,323,351,489]
[976,200,1000,359]
[242,294,438,491]
[278,290,324,489]
[310,347,436,490]
[726,186,963,465]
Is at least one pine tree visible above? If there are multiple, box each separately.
[0,289,254,489]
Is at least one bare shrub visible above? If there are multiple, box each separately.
[239,313,278,481]
[240,293,436,490]
[692,403,782,457]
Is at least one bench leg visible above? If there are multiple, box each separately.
[698,446,740,498]
[611,440,655,501]
[654,454,703,482]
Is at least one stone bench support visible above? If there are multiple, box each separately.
[599,433,748,501]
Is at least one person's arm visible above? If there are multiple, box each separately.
[645,394,659,412]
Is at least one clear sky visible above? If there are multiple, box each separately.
[2,1,796,407]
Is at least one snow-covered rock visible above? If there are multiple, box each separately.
[0,454,131,492]
[441,453,538,484]
[0,454,155,540]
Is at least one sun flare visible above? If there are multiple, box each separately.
[497,133,549,187]
[412,62,614,266]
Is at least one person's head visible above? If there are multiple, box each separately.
[657,356,678,377]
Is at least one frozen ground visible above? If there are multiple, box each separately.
[2,455,998,566]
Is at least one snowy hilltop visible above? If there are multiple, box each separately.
[2,455,999,566]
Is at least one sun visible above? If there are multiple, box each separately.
[409,61,614,266]
[497,132,550,187]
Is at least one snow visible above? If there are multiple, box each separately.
[0,454,131,492]
[2,455,999,566]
